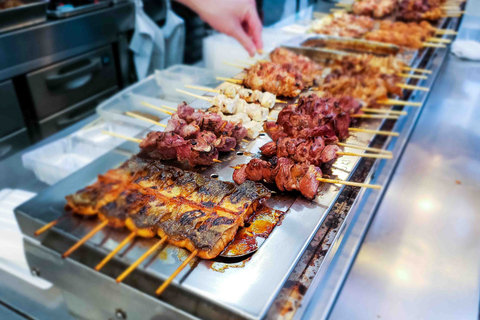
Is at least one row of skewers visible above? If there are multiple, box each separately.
[32,19,456,295]
[333,0,465,20]
[311,11,458,49]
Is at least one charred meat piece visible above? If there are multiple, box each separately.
[65,157,151,215]
[243,62,305,98]
[233,157,321,200]
[270,48,323,86]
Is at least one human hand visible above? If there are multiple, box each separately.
[179,0,263,56]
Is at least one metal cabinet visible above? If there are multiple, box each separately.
[0,80,26,138]
[26,45,118,120]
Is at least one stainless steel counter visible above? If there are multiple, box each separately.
[325,13,480,320]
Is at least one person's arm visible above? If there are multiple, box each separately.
[175,0,263,56]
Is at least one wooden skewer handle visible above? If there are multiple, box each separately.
[402,67,432,74]
[337,142,392,155]
[34,219,59,236]
[95,232,136,271]
[102,131,142,144]
[317,178,382,190]
[184,85,220,93]
[337,151,393,159]
[62,220,109,259]
[348,128,400,137]
[155,250,198,295]
[116,237,168,283]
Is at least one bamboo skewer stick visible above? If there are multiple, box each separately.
[223,62,247,69]
[397,83,430,92]
[334,2,351,7]
[317,178,382,190]
[102,131,142,143]
[376,99,422,107]
[423,42,447,48]
[336,151,393,160]
[185,84,220,93]
[427,37,452,43]
[126,112,169,126]
[116,237,168,283]
[236,59,254,66]
[348,128,399,137]
[336,142,392,155]
[351,114,399,120]
[34,219,60,236]
[402,67,432,74]
[176,89,212,102]
[216,77,243,84]
[155,249,198,295]
[242,139,250,143]
[397,73,428,80]
[435,29,457,35]
[140,102,174,117]
[95,232,136,271]
[62,220,109,259]
[159,105,178,111]
[360,108,407,116]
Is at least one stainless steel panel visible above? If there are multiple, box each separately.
[0,4,134,83]
[23,238,199,320]
[0,0,47,34]
[27,45,118,120]
[328,19,480,320]
[37,86,117,139]
[47,1,112,19]
[0,128,30,161]
[0,80,25,137]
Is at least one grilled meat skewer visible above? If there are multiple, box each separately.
[67,158,271,259]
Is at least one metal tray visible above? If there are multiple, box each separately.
[16,100,391,320]
[0,0,47,34]
[47,0,111,19]
[285,34,400,56]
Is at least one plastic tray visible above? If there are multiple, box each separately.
[154,64,218,101]
[22,121,145,185]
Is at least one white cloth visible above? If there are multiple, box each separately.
[451,40,480,60]
[163,0,185,67]
[130,0,165,80]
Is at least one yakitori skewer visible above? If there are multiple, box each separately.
[336,151,393,159]
[397,73,428,80]
[185,84,288,104]
[397,83,430,92]
[422,43,446,48]
[316,178,382,190]
[155,249,198,295]
[348,128,399,137]
[427,37,452,44]
[34,219,60,236]
[336,142,391,155]
[360,108,407,116]
[62,220,109,258]
[126,112,168,127]
[377,99,422,107]
[116,237,168,283]
[140,101,175,114]
[435,29,457,35]
[402,67,432,74]
[351,114,399,120]
[102,131,224,163]
[95,231,136,271]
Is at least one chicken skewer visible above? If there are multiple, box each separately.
[184,84,288,105]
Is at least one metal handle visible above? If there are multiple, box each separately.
[46,58,101,90]
[56,110,95,128]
